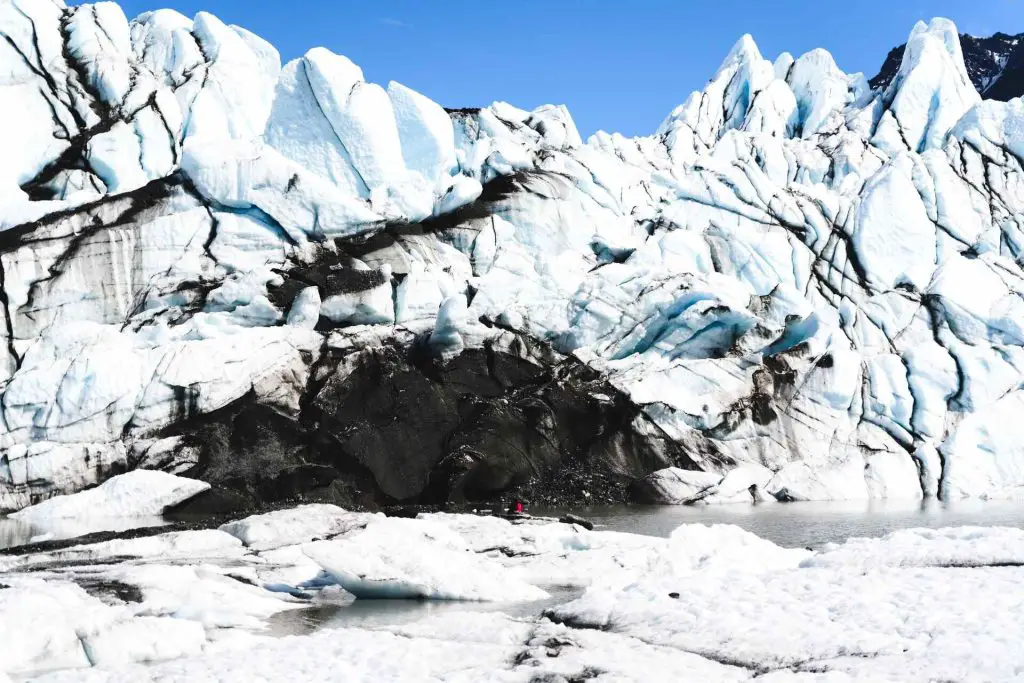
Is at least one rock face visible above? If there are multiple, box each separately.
[872,30,1024,100]
[1,7,1024,510]
[160,329,693,512]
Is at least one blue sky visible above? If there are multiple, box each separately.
[86,0,1024,137]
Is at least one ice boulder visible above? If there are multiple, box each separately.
[11,471,209,523]
[549,525,1024,680]
[219,504,374,551]
[803,526,1024,570]
[303,518,550,601]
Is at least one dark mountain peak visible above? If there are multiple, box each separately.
[871,30,1024,101]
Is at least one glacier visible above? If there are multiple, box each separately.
[0,3,1024,511]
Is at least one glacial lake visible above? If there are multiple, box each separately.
[5,498,1024,637]
[269,498,1024,634]
[4,498,1024,553]
[0,515,170,551]
[536,498,1024,549]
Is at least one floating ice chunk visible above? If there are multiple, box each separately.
[9,512,1024,681]
[0,579,101,675]
[0,529,246,574]
[551,525,1024,680]
[804,526,1024,569]
[79,616,206,668]
[219,504,373,551]
[303,518,550,601]
[11,471,209,523]
[113,563,308,630]
[25,613,531,682]
[523,619,752,682]
[421,512,662,589]
[659,524,810,574]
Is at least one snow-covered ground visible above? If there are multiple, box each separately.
[0,505,1022,682]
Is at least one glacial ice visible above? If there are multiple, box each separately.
[549,523,1024,681]
[303,517,550,601]
[633,466,776,505]
[0,1,1023,510]
[0,512,1021,681]
[218,504,373,551]
[10,471,209,523]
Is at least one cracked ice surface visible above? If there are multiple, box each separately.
[0,511,1020,681]
[0,2,1024,507]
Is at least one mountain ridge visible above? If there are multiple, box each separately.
[871,30,1024,100]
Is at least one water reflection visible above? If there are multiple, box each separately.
[0,515,170,551]
[266,585,585,636]
[268,498,1024,637]
[536,498,1024,548]
[5,498,1024,553]
[6,498,1023,640]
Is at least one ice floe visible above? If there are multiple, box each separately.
[0,511,1020,681]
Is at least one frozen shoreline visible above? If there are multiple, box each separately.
[1,504,1022,681]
